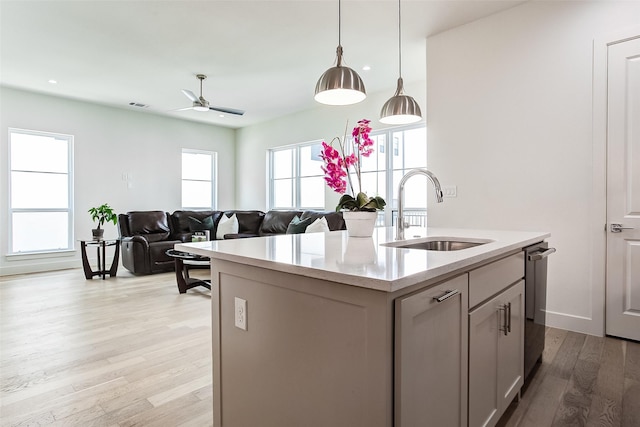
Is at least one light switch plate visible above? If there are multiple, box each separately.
[442,185,457,198]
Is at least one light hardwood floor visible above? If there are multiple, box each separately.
[1,269,212,427]
[1,269,638,426]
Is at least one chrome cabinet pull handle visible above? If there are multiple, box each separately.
[500,304,508,336]
[507,302,512,333]
[433,289,459,303]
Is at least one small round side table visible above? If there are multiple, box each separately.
[79,239,120,280]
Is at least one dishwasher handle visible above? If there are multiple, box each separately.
[528,247,556,261]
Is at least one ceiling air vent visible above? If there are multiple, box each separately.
[128,102,149,108]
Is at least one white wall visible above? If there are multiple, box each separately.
[5,1,634,338]
[0,87,236,275]
[425,0,640,336]
[235,80,427,211]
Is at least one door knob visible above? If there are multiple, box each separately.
[610,223,634,233]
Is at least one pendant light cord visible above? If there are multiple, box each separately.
[336,0,343,66]
[338,0,342,47]
[336,0,342,67]
[398,0,402,79]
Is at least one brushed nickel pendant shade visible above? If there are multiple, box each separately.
[380,0,422,124]
[380,77,422,124]
[314,0,366,106]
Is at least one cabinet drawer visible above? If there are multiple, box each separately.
[469,253,524,308]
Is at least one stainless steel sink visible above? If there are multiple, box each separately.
[381,238,492,251]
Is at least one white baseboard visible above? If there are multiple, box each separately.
[545,309,604,337]
[0,259,80,276]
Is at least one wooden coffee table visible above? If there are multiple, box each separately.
[166,249,211,293]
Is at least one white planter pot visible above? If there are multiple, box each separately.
[343,211,377,238]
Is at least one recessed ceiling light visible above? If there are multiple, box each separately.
[219,114,225,118]
[48,79,57,84]
[362,65,371,71]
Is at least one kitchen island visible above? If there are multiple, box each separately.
[176,227,549,427]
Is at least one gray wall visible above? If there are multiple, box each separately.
[0,86,236,275]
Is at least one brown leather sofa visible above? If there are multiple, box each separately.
[118,209,345,275]
[171,210,266,240]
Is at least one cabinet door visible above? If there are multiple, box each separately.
[497,280,524,412]
[469,292,501,427]
[395,274,469,427]
[469,280,524,427]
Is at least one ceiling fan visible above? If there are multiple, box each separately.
[179,74,245,116]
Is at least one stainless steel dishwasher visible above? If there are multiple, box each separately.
[523,242,556,381]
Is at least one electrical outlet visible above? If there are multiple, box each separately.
[442,185,457,198]
[234,297,247,331]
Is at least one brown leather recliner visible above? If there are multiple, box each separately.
[118,211,182,275]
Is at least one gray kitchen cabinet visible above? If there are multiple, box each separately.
[468,280,524,427]
[395,274,469,427]
[200,241,532,427]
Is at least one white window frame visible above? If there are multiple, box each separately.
[347,123,427,226]
[383,124,428,227]
[8,128,74,255]
[268,141,325,210]
[181,148,217,210]
[267,124,427,223]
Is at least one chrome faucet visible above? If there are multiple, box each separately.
[396,168,444,240]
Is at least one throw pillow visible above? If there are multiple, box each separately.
[286,216,314,234]
[305,217,330,234]
[216,214,239,239]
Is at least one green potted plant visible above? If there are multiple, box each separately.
[88,203,118,240]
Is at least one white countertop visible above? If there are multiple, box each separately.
[175,227,549,292]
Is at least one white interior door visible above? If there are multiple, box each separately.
[606,36,640,341]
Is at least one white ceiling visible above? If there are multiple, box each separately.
[0,0,525,129]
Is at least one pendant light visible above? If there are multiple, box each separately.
[314,0,366,106]
[380,0,422,124]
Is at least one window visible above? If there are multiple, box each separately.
[389,126,428,226]
[9,129,74,254]
[269,142,324,210]
[348,125,428,226]
[182,149,217,209]
[267,125,427,224]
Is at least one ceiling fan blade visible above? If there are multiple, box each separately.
[208,105,245,116]
[181,89,199,103]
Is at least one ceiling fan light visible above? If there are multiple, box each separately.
[315,64,367,106]
[380,78,422,124]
